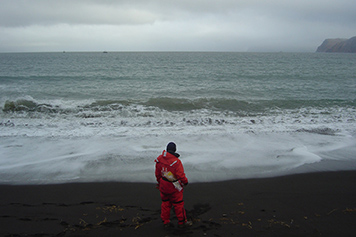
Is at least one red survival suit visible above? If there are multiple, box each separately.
[155,150,188,225]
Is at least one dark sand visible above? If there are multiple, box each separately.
[1,171,356,236]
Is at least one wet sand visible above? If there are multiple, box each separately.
[1,171,356,236]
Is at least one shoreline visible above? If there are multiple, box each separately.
[1,171,356,236]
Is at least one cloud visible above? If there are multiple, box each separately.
[0,0,159,27]
[0,0,355,52]
[3,0,354,27]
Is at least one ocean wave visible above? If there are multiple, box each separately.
[3,99,57,113]
[1,97,356,132]
[296,127,340,136]
[3,97,355,114]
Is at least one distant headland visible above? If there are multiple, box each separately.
[316,36,356,53]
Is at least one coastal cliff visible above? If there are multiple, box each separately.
[316,36,356,53]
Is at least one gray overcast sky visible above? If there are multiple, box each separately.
[1,0,355,52]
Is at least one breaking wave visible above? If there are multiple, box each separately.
[1,96,355,139]
[3,97,356,114]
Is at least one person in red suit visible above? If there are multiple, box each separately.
[155,142,191,227]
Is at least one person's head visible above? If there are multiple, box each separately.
[166,142,176,153]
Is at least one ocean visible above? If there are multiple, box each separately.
[0,52,356,184]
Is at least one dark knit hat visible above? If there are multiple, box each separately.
[166,142,176,153]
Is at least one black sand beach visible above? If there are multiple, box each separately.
[1,171,356,236]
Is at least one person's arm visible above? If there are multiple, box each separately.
[175,159,188,185]
[155,159,162,184]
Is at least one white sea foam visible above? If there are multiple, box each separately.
[1,97,355,184]
[1,126,355,184]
